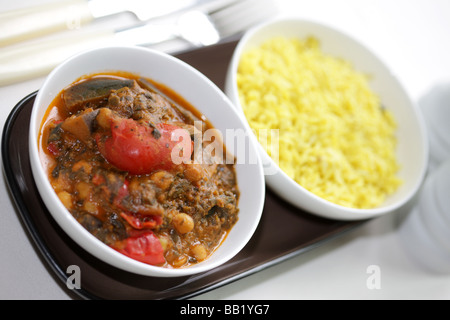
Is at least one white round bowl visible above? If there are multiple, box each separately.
[29,45,265,277]
[225,17,428,221]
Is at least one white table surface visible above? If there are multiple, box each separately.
[1,0,449,300]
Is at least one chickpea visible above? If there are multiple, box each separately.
[52,173,71,193]
[172,213,194,234]
[150,171,173,190]
[75,181,91,200]
[83,200,98,215]
[96,108,113,130]
[190,243,207,262]
[57,191,73,210]
[183,164,204,183]
[158,234,172,252]
[171,254,188,268]
[72,160,91,174]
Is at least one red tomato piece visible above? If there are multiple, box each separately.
[92,173,105,186]
[120,212,162,230]
[114,231,165,266]
[96,118,192,175]
[47,141,60,156]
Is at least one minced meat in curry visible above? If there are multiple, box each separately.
[39,72,239,268]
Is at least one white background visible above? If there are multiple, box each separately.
[0,0,449,299]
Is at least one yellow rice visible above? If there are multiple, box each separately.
[237,36,402,209]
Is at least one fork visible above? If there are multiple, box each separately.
[0,0,277,86]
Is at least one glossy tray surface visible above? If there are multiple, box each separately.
[1,41,361,300]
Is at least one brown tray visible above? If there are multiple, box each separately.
[1,40,363,300]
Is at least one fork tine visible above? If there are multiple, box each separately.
[209,0,278,39]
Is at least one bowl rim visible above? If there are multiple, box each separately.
[29,45,265,277]
[225,16,429,220]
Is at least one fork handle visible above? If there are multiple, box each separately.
[0,0,93,46]
[0,29,114,86]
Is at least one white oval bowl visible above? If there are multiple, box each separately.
[29,45,265,277]
[225,17,428,221]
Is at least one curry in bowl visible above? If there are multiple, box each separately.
[38,72,239,268]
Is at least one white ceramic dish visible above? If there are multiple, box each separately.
[225,17,428,221]
[29,45,265,277]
